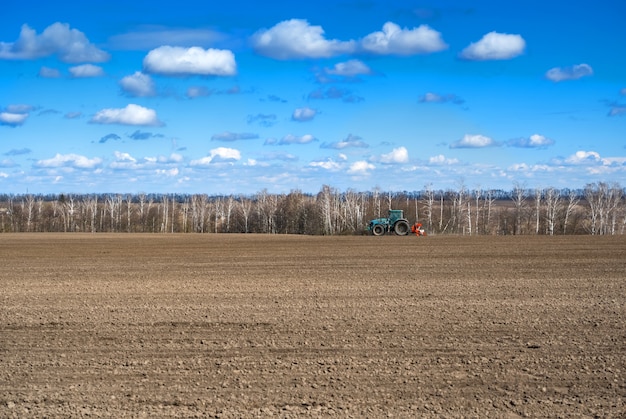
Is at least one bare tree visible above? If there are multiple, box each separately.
[544,187,560,235]
[511,183,527,235]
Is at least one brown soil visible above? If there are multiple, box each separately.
[1,234,625,418]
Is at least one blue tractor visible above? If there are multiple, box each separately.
[367,209,411,236]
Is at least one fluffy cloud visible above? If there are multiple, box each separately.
[120,72,155,97]
[450,134,498,148]
[211,132,259,142]
[348,160,375,175]
[35,153,102,169]
[460,32,525,60]
[252,19,356,59]
[361,22,447,55]
[320,134,368,149]
[69,64,104,78]
[507,134,555,148]
[292,107,317,122]
[309,158,342,171]
[545,64,593,82]
[0,112,28,126]
[90,104,163,126]
[429,154,459,165]
[276,134,317,145]
[0,22,109,63]
[143,46,236,76]
[565,150,601,164]
[190,147,241,166]
[379,146,409,164]
[325,59,372,76]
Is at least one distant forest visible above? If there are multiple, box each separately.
[0,182,624,235]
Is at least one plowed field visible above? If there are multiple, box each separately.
[1,234,625,418]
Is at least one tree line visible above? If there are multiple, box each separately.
[0,182,624,235]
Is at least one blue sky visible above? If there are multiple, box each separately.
[1,0,625,195]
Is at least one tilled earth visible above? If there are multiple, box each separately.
[1,234,624,418]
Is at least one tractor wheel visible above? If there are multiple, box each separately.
[394,220,410,236]
[372,224,386,236]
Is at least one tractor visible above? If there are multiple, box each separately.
[367,209,411,236]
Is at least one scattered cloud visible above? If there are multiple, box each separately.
[90,104,163,126]
[309,158,342,171]
[252,19,356,59]
[143,46,236,76]
[564,150,601,165]
[361,22,447,55]
[459,31,525,60]
[320,134,368,149]
[35,153,103,169]
[379,146,409,164]
[450,134,499,148]
[545,63,593,82]
[258,152,298,162]
[247,113,277,127]
[38,66,61,78]
[266,134,318,145]
[325,59,373,77]
[99,133,121,143]
[429,154,460,165]
[292,107,317,122]
[108,26,226,50]
[0,112,28,126]
[419,92,465,105]
[0,22,110,63]
[120,72,155,97]
[64,111,82,119]
[190,147,241,166]
[608,106,626,117]
[186,86,213,98]
[348,160,375,175]
[128,130,164,141]
[69,64,104,78]
[211,131,259,142]
[507,134,555,148]
[4,148,31,156]
[308,86,363,102]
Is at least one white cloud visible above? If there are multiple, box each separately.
[0,112,28,126]
[379,146,409,164]
[35,153,102,169]
[507,134,555,148]
[292,107,317,122]
[69,64,104,78]
[278,134,317,145]
[252,19,356,59]
[309,158,342,171]
[545,64,593,82]
[91,104,163,126]
[348,160,375,175]
[190,147,241,166]
[211,132,259,141]
[0,22,109,63]
[361,22,447,55]
[326,59,372,76]
[143,46,236,76]
[119,72,155,97]
[460,31,525,60]
[565,150,601,164]
[321,134,368,149]
[429,154,459,165]
[450,134,497,148]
